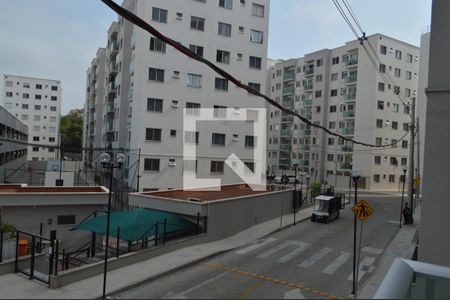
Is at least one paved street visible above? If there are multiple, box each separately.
[114,191,403,299]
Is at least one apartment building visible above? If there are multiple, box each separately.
[267,34,419,191]
[0,105,28,183]
[2,75,61,161]
[83,0,270,191]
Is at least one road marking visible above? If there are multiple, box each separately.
[299,247,332,268]
[235,237,277,255]
[202,262,341,299]
[322,251,352,275]
[387,220,401,225]
[257,240,310,262]
[232,282,263,299]
[284,289,305,299]
[361,247,383,255]
[347,256,376,282]
[277,242,311,263]
[163,271,229,299]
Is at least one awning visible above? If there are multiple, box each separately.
[72,208,194,242]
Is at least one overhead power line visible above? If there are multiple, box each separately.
[99,0,405,149]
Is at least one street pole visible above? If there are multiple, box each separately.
[399,168,407,228]
[351,175,360,297]
[416,117,421,203]
[408,97,416,219]
[102,165,114,299]
[293,163,298,226]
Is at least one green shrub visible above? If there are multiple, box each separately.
[310,183,322,198]
[0,223,16,234]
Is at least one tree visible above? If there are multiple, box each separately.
[60,109,83,155]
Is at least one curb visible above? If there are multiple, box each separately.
[105,211,312,298]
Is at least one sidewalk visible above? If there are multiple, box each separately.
[358,204,421,299]
[0,207,314,299]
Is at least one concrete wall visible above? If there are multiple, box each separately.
[419,0,450,267]
[44,171,75,186]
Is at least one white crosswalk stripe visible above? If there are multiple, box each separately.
[277,241,311,263]
[322,251,352,275]
[235,237,277,255]
[257,240,307,260]
[361,247,383,255]
[347,256,376,282]
[298,247,332,268]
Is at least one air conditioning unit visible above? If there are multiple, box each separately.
[176,12,183,20]
[168,159,176,166]
[173,71,180,79]
[232,135,239,142]
[171,101,179,108]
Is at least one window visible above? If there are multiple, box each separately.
[170,130,177,137]
[250,30,263,43]
[374,156,381,165]
[401,158,407,166]
[51,96,57,101]
[35,94,41,100]
[248,82,261,93]
[185,131,200,144]
[212,133,226,146]
[403,123,409,131]
[331,89,338,97]
[389,175,396,183]
[187,73,202,87]
[33,136,40,142]
[405,88,411,97]
[314,106,321,113]
[149,68,165,82]
[374,175,380,183]
[392,121,398,130]
[147,98,163,112]
[331,73,338,81]
[57,215,76,225]
[393,103,399,113]
[332,57,340,65]
[33,126,40,132]
[21,114,28,121]
[5,92,12,97]
[22,104,29,109]
[49,137,55,142]
[238,26,244,34]
[394,68,401,77]
[330,106,337,113]
[23,93,29,99]
[378,82,385,91]
[390,157,398,166]
[237,53,243,60]
[32,146,39,152]
[376,138,382,146]
[152,7,168,23]
[35,105,41,110]
[328,138,335,145]
[215,78,229,91]
[210,161,225,173]
[245,136,255,148]
[150,37,166,53]
[380,45,387,55]
[327,154,334,162]
[219,0,233,9]
[316,59,323,67]
[376,119,383,128]
[50,106,57,112]
[216,50,230,64]
[185,102,201,116]
[244,162,255,173]
[50,116,56,122]
[218,22,232,37]
[377,101,384,110]
[406,71,412,80]
[407,53,413,63]
[252,3,265,17]
[315,74,323,82]
[190,16,205,31]
[379,64,386,73]
[144,158,160,171]
[49,127,56,133]
[395,50,402,60]
[23,83,30,88]
[189,44,204,57]
[6,81,13,87]
[315,90,322,98]
[51,85,58,91]
[213,105,227,118]
[328,121,336,129]
[145,128,162,142]
[34,115,41,121]
[402,141,408,149]
[249,56,262,69]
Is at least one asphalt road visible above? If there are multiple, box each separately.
[114,191,403,299]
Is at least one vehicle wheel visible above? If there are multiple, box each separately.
[311,216,315,222]
[336,212,340,219]
[325,218,329,224]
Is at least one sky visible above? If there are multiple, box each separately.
[0,0,432,115]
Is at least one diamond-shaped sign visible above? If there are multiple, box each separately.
[352,199,374,222]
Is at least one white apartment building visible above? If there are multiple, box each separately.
[2,75,61,161]
[83,0,270,191]
[267,34,420,191]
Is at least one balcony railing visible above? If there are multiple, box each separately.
[282,101,294,110]
[110,42,119,53]
[106,122,114,132]
[301,129,311,136]
[107,102,115,113]
[283,86,295,95]
[279,158,292,166]
[303,84,313,91]
[340,163,353,170]
[342,145,353,152]
[299,145,310,151]
[303,68,314,77]
[280,130,293,138]
[280,144,292,151]
[283,72,296,81]
[343,110,355,118]
[303,99,313,106]
[345,75,357,84]
[344,93,356,101]
[300,160,310,167]
[341,128,355,135]
[109,62,118,73]
[281,116,294,123]
[107,82,117,94]
[345,58,358,67]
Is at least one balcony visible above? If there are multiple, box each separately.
[110,42,119,54]
[344,75,357,85]
[303,84,313,91]
[283,71,296,81]
[341,128,355,135]
[305,113,312,120]
[301,129,311,136]
[303,68,314,77]
[344,92,357,101]
[107,82,117,94]
[280,144,292,151]
[345,58,358,67]
[109,62,118,74]
[283,86,295,95]
[281,116,294,123]
[342,145,353,152]
[107,101,115,114]
[342,110,355,118]
[106,122,114,132]
[282,100,294,110]
[303,99,313,106]
[279,158,292,166]
[300,160,310,167]
[280,130,293,138]
[299,145,310,151]
[340,163,352,170]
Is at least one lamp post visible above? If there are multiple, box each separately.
[399,167,408,228]
[306,176,310,204]
[292,163,299,226]
[351,169,361,297]
[100,152,126,299]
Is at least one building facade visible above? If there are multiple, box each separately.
[267,34,420,191]
[84,0,270,192]
[0,105,28,183]
[2,75,62,161]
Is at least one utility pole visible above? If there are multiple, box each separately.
[408,97,416,217]
[416,117,421,202]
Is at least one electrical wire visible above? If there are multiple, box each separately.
[99,0,400,149]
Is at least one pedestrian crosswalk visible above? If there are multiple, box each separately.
[235,238,382,281]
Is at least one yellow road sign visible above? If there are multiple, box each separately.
[414,178,420,187]
[352,199,374,222]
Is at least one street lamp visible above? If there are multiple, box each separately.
[399,167,408,228]
[351,168,361,297]
[306,175,311,204]
[100,152,125,299]
[292,163,299,226]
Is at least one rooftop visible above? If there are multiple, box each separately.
[141,184,270,202]
[0,184,108,194]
